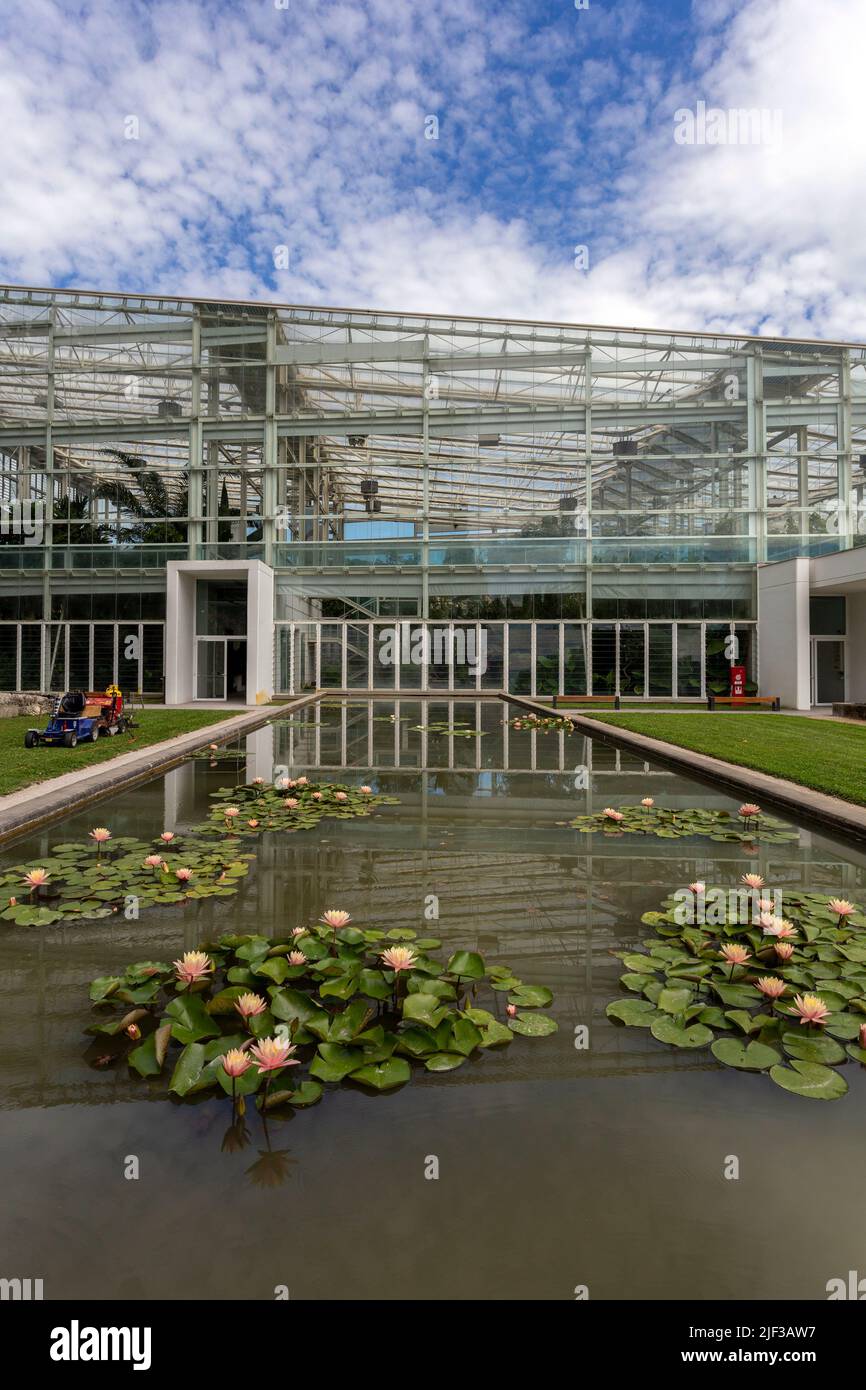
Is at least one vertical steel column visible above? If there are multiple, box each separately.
[188,309,203,558]
[42,304,56,653]
[584,347,593,621]
[747,346,767,563]
[421,338,430,620]
[839,348,853,548]
[263,310,278,568]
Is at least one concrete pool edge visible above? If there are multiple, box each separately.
[505,693,866,844]
[0,696,322,843]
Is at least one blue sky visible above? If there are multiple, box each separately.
[1,0,864,339]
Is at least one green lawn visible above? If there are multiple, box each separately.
[583,712,866,807]
[0,709,240,797]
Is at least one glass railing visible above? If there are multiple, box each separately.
[272,535,758,566]
[0,545,188,569]
[590,537,757,563]
[196,543,266,561]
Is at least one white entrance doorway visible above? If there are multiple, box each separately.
[164,560,274,706]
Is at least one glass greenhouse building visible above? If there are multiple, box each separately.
[1,283,864,707]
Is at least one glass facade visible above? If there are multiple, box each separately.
[0,284,864,697]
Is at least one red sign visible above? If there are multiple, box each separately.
[730,665,746,697]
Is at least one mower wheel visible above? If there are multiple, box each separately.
[24,729,39,749]
[63,730,78,748]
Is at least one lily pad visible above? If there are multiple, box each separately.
[424,1052,467,1071]
[349,1057,411,1090]
[606,998,660,1027]
[711,1038,780,1070]
[506,984,553,1009]
[168,1042,206,1096]
[507,1011,558,1037]
[769,1060,849,1100]
[650,1017,713,1048]
[781,1031,846,1064]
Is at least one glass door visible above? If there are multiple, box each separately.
[196,639,226,700]
[811,638,845,705]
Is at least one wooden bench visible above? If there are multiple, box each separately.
[706,695,780,711]
[553,695,621,710]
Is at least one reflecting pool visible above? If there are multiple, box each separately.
[1,699,865,1300]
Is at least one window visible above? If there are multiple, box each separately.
[809,596,845,635]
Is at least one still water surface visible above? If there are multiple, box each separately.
[1,699,865,1300]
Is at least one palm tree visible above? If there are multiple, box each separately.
[93,449,188,544]
[51,494,109,546]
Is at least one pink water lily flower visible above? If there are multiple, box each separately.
[360,786,372,794]
[223,807,240,819]
[381,946,417,973]
[22,868,50,889]
[126,1023,141,1040]
[640,797,654,809]
[89,827,111,844]
[288,951,307,967]
[741,873,764,889]
[791,993,831,1027]
[234,992,267,1020]
[175,867,193,883]
[173,951,212,986]
[143,854,163,869]
[755,976,787,1000]
[222,1048,251,1079]
[334,791,348,802]
[828,898,855,922]
[506,1003,518,1018]
[720,943,751,965]
[311,791,323,801]
[757,897,776,912]
[602,807,624,823]
[160,831,175,843]
[739,804,761,820]
[252,777,265,785]
[291,926,306,938]
[250,1036,299,1073]
[321,909,351,930]
[283,798,299,809]
[296,777,309,787]
[247,819,259,828]
[761,915,797,940]
[774,941,795,962]
[688,882,706,895]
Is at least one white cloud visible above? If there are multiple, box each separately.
[0,0,864,341]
